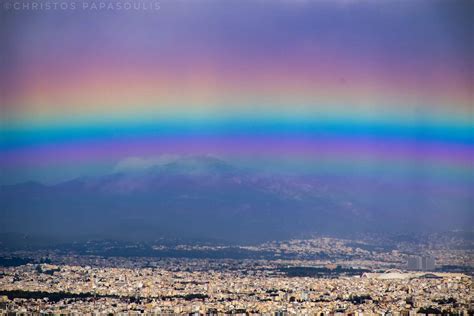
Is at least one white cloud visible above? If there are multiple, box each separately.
[114,154,180,172]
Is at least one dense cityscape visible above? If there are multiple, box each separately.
[1,235,472,314]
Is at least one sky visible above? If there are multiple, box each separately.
[0,0,472,186]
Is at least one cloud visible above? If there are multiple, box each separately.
[114,154,180,172]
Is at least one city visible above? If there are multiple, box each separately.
[1,235,472,314]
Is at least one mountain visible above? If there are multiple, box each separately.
[0,156,472,244]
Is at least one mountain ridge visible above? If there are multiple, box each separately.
[1,156,471,243]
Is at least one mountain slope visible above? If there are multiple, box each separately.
[0,156,471,243]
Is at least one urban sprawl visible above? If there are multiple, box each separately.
[1,236,472,315]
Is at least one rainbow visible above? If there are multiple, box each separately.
[0,0,472,185]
